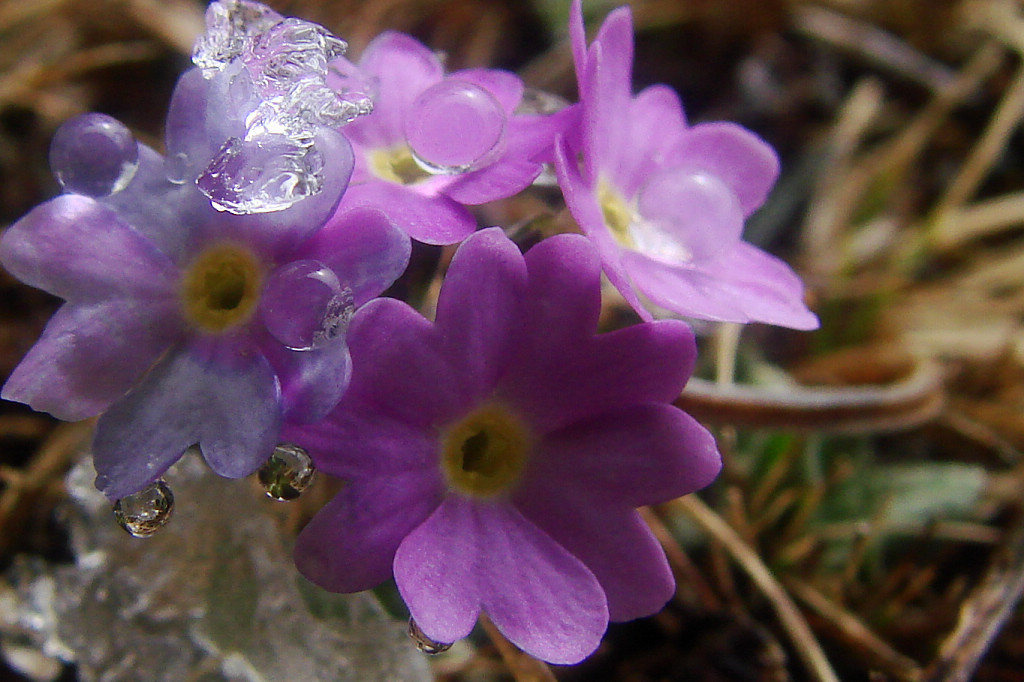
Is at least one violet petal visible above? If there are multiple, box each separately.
[2,299,181,421]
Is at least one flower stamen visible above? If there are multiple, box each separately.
[181,243,263,332]
[441,405,530,498]
[369,146,432,186]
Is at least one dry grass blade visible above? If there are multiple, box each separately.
[924,512,1024,682]
[666,495,841,682]
[787,578,923,681]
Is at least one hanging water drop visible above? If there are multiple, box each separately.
[258,444,316,501]
[406,79,506,175]
[408,618,452,655]
[50,114,139,197]
[260,260,354,351]
[112,480,174,538]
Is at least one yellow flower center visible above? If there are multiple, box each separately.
[369,146,432,186]
[440,405,531,498]
[598,181,635,248]
[180,243,263,333]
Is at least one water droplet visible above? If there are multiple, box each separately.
[408,618,452,655]
[260,259,354,350]
[258,444,316,501]
[165,152,190,184]
[193,0,283,77]
[406,79,505,175]
[196,134,324,214]
[50,114,139,197]
[635,169,744,264]
[112,480,174,538]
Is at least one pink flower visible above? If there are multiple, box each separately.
[287,228,721,664]
[554,0,819,329]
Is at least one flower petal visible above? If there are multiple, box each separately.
[261,337,352,424]
[669,122,779,217]
[434,228,526,396]
[293,206,411,306]
[294,471,442,593]
[553,136,649,319]
[92,337,281,499]
[520,233,603,349]
[624,242,820,329]
[442,156,541,205]
[500,318,696,434]
[342,181,476,245]
[617,84,688,197]
[581,8,635,183]
[283,395,439,478]
[516,484,676,622]
[100,144,209,264]
[394,497,608,664]
[347,31,445,148]
[0,194,178,302]
[342,297,476,428]
[2,299,181,421]
[531,404,720,507]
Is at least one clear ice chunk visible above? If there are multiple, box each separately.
[0,456,431,682]
[190,1,372,215]
[196,135,325,214]
[193,0,284,78]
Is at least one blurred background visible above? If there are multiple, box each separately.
[2,0,1024,680]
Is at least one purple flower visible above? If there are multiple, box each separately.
[287,228,720,664]
[0,63,409,499]
[326,32,572,245]
[554,0,818,329]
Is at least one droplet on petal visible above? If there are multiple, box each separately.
[112,480,174,538]
[165,152,190,184]
[259,259,354,351]
[258,443,316,501]
[196,134,324,214]
[406,79,505,175]
[50,114,139,197]
[635,169,744,264]
[408,618,453,655]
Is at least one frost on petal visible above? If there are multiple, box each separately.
[394,497,608,664]
[93,338,281,499]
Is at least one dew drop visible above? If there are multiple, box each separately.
[258,444,316,501]
[165,152,190,184]
[635,169,744,264]
[112,480,174,538]
[50,114,139,197]
[260,259,354,351]
[406,79,505,175]
[408,618,452,655]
